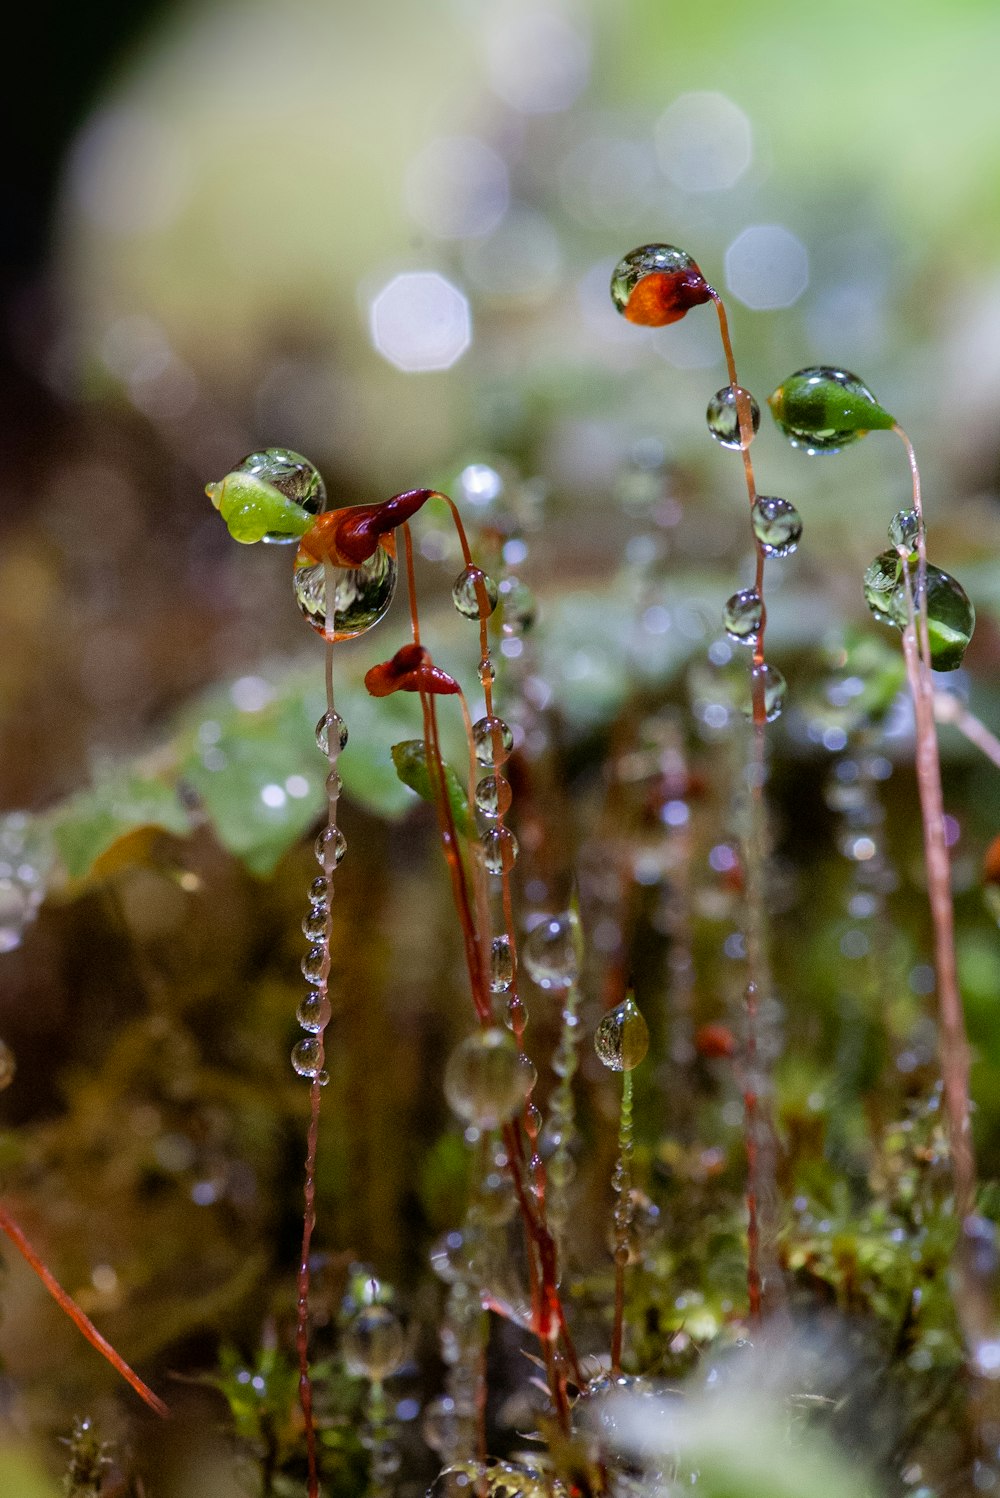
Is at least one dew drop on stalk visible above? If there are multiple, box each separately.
[472,716,514,766]
[301,945,327,985]
[723,589,763,644]
[750,496,802,558]
[291,1036,325,1079]
[443,1027,536,1129]
[863,550,976,669]
[489,934,514,993]
[475,774,512,819]
[294,545,397,640]
[522,911,581,990]
[889,508,919,551]
[314,825,347,867]
[343,1304,407,1381]
[482,826,518,875]
[594,994,649,1072]
[315,711,349,755]
[452,565,499,619]
[741,662,787,723]
[297,992,332,1033]
[308,876,330,909]
[767,366,895,452]
[706,386,760,449]
[478,658,496,687]
[609,243,712,326]
[0,1040,15,1091]
[302,908,327,941]
[230,448,326,541]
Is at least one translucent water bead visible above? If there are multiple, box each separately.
[522,911,581,991]
[489,935,514,993]
[308,876,330,909]
[741,662,787,723]
[297,992,332,1032]
[481,827,518,875]
[443,1028,536,1129]
[706,386,760,449]
[291,1036,328,1082]
[472,716,514,766]
[723,589,763,644]
[609,243,712,326]
[750,496,802,558]
[293,545,397,641]
[231,448,326,541]
[315,711,349,754]
[768,367,895,453]
[314,825,348,867]
[474,774,512,819]
[889,508,919,551]
[452,565,499,620]
[863,551,975,671]
[594,995,649,1072]
[343,1304,407,1381]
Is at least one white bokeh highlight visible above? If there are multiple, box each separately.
[369,272,471,372]
[655,92,752,193]
[725,225,810,310]
[483,7,590,114]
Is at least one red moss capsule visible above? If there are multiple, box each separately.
[610,244,713,327]
[365,643,461,698]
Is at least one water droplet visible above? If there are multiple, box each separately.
[750,496,802,558]
[314,825,347,867]
[443,1027,536,1128]
[0,1040,16,1091]
[481,826,518,875]
[429,1229,470,1283]
[741,662,787,723]
[291,1036,326,1079]
[889,508,919,551]
[723,589,763,644]
[594,994,649,1072]
[472,716,514,766]
[864,551,976,670]
[522,911,581,990]
[475,774,513,819]
[297,992,332,1033]
[610,244,712,326]
[478,658,496,687]
[452,565,499,620]
[342,1303,407,1381]
[326,769,342,797]
[302,908,327,941]
[706,385,760,449]
[768,367,895,453]
[308,877,330,909]
[231,448,325,542]
[315,712,349,755]
[490,935,514,993]
[294,544,397,641]
[301,944,327,985]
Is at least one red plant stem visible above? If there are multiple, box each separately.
[893,432,975,1218]
[0,1205,168,1418]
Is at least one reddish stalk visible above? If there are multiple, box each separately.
[0,1205,168,1418]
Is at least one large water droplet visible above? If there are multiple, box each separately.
[315,711,349,755]
[750,496,802,558]
[443,1027,536,1128]
[472,716,514,766]
[343,1304,407,1381]
[314,825,347,867]
[231,448,325,542]
[741,662,787,723]
[768,367,895,453]
[888,509,919,551]
[452,565,499,620]
[301,945,327,985]
[297,992,332,1033]
[291,1036,327,1080]
[522,911,581,991]
[594,995,649,1072]
[489,935,514,993]
[294,545,397,641]
[706,385,760,449]
[481,827,518,875]
[863,551,976,670]
[609,244,712,326]
[475,774,513,819]
[723,589,763,644]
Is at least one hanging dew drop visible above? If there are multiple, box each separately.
[741,662,787,723]
[291,1036,325,1079]
[863,550,975,669]
[768,367,895,453]
[452,565,499,619]
[594,995,649,1072]
[481,826,518,875]
[230,448,326,542]
[478,658,496,687]
[301,944,326,985]
[522,911,581,991]
[293,544,397,640]
[302,908,327,941]
[723,589,763,644]
[315,711,348,754]
[314,825,347,867]
[706,386,760,450]
[474,774,512,819]
[308,876,330,910]
[343,1303,407,1381]
[297,992,332,1033]
[750,496,802,558]
[490,935,514,993]
[472,716,514,766]
[443,1027,536,1129]
[888,508,920,551]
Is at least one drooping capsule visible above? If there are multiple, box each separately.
[706,386,760,450]
[609,244,713,326]
[594,994,649,1072]
[206,448,325,544]
[750,496,802,558]
[768,367,895,453]
[863,550,975,670]
[443,1027,536,1129]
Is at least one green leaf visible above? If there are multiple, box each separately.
[51,773,191,881]
[390,739,475,838]
[206,471,313,544]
